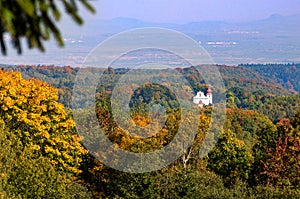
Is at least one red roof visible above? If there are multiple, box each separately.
[207,87,212,94]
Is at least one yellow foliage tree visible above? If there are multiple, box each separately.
[0,70,87,174]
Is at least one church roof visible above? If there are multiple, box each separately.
[207,87,212,94]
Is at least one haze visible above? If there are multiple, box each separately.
[92,0,300,23]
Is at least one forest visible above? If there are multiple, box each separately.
[0,63,299,198]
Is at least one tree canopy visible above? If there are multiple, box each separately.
[0,0,95,55]
[0,70,87,174]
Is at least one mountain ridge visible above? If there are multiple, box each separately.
[1,13,299,66]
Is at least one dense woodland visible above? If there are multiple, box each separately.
[0,64,299,198]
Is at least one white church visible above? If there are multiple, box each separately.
[193,87,212,108]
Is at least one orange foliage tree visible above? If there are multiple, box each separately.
[0,70,87,174]
[260,116,300,189]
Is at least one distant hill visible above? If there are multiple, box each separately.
[69,13,300,65]
[1,13,300,66]
[216,65,292,96]
[60,13,300,37]
[240,63,300,93]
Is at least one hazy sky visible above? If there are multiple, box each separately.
[86,0,300,23]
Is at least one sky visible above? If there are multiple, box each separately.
[85,0,300,23]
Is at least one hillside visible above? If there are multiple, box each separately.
[3,63,298,119]
[240,63,300,93]
[2,64,294,108]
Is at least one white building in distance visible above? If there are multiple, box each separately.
[193,87,212,107]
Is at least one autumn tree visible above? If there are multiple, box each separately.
[259,113,300,190]
[0,70,87,174]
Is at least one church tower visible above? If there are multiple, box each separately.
[206,87,212,104]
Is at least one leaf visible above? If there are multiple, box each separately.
[16,0,35,17]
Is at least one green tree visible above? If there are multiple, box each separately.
[0,0,95,55]
[207,129,253,186]
[0,119,92,199]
